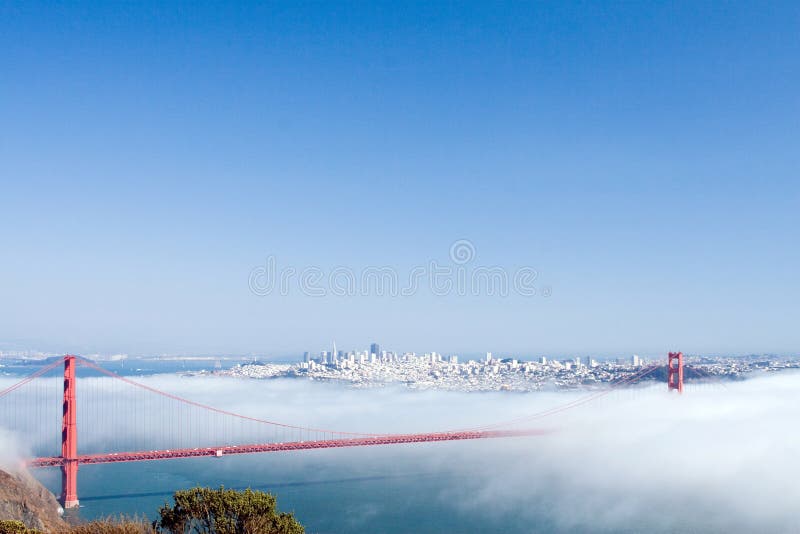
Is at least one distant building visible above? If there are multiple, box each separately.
[370,342,380,357]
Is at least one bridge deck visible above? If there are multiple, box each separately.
[28,429,548,467]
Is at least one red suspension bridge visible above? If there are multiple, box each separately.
[0,353,686,508]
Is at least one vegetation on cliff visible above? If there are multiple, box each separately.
[0,481,303,534]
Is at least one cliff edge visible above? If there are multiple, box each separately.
[0,468,66,532]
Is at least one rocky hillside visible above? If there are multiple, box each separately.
[0,468,65,532]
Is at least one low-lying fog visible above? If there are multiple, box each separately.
[1,370,798,533]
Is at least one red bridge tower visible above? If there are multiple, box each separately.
[61,355,79,508]
[668,351,684,394]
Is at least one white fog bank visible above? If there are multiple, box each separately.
[1,370,799,532]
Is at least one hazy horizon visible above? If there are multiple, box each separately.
[0,341,796,362]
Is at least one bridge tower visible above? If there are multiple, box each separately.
[61,355,79,508]
[668,351,684,394]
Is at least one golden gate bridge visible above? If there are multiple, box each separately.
[0,353,686,509]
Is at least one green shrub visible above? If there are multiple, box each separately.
[154,486,304,534]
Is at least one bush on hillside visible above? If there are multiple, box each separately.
[154,486,303,534]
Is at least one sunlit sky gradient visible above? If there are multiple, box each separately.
[1,2,798,357]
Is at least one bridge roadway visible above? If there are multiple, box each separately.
[28,429,548,468]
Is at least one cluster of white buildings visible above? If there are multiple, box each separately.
[300,347,460,371]
[228,345,652,392]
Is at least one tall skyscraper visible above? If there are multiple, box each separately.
[370,342,380,357]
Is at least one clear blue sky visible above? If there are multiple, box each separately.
[1,2,797,357]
